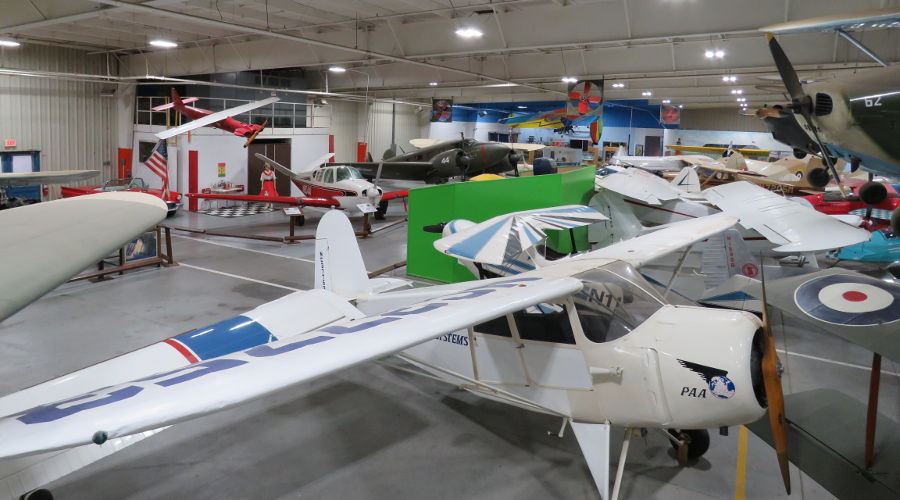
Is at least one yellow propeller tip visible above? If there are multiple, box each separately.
[766,32,775,42]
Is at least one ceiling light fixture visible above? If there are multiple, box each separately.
[149,39,177,48]
[328,66,347,73]
[428,82,438,86]
[678,104,684,108]
[517,105,528,109]
[730,89,743,94]
[706,49,725,59]
[642,91,652,96]
[561,76,578,83]
[611,82,625,88]
[722,75,737,82]
[0,39,22,47]
[455,27,483,38]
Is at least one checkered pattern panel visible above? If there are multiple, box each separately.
[198,202,275,218]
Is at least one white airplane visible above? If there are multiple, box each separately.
[606,146,715,172]
[0,208,791,500]
[0,191,168,323]
[595,166,871,255]
[0,170,99,209]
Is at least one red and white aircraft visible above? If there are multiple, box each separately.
[153,88,279,147]
[186,153,408,222]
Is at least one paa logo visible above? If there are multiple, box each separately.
[677,359,735,400]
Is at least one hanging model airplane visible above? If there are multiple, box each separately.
[500,80,604,144]
[332,136,535,183]
[0,208,792,500]
[186,153,408,222]
[0,191,168,322]
[153,88,279,147]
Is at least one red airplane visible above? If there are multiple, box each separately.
[153,88,279,147]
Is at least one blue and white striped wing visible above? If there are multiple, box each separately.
[435,205,608,265]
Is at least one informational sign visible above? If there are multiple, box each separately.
[357,203,377,214]
[283,207,303,216]
[217,162,226,177]
[431,99,453,122]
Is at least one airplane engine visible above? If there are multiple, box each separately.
[430,149,470,178]
[591,306,766,429]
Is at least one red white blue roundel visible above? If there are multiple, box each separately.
[793,274,900,326]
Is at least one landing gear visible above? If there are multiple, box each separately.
[806,167,829,188]
[792,148,807,159]
[295,215,305,226]
[858,182,888,205]
[20,489,53,500]
[667,428,710,462]
[374,200,388,220]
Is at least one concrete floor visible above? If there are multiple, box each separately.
[1,205,896,500]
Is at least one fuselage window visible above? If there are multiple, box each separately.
[514,304,576,344]
[324,168,334,183]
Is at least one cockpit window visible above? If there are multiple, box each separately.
[323,168,334,183]
[335,167,353,181]
[475,304,575,345]
[572,262,666,343]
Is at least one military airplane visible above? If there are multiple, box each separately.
[0,208,792,500]
[334,136,539,183]
[753,11,900,231]
[500,79,604,144]
[186,153,407,222]
[0,192,167,322]
[153,88,279,147]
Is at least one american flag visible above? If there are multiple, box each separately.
[145,139,169,198]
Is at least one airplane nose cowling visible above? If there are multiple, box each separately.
[508,150,522,166]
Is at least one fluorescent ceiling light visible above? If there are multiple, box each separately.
[678,104,684,108]
[428,82,438,86]
[662,99,671,104]
[0,40,21,47]
[455,27,483,38]
[328,66,347,73]
[612,82,625,88]
[730,89,743,94]
[722,75,737,82]
[482,82,518,87]
[706,49,725,59]
[149,39,177,48]
[561,76,578,83]
[517,105,528,109]
[641,91,652,96]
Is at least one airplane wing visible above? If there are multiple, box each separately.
[703,181,871,252]
[409,138,451,149]
[0,170,99,186]
[501,142,545,151]
[331,162,436,181]
[0,192,168,322]
[595,167,684,205]
[434,205,609,265]
[184,192,339,208]
[0,275,582,459]
[578,213,739,268]
[667,145,771,156]
[155,97,279,140]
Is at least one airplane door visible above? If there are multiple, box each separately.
[247,141,291,196]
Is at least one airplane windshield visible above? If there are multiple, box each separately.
[335,167,363,181]
[103,178,145,191]
[572,262,667,343]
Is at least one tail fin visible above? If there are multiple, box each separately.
[671,167,701,193]
[171,88,183,106]
[315,211,408,298]
[614,145,628,158]
[701,228,759,290]
[722,151,747,171]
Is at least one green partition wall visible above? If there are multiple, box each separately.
[407,167,596,283]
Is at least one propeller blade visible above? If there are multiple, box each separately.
[588,96,602,103]
[583,81,591,94]
[578,101,589,114]
[751,108,786,119]
[766,33,805,102]
[760,265,791,495]
[243,119,268,148]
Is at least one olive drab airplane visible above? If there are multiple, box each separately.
[0,208,793,500]
[186,153,408,222]
[334,136,541,183]
[500,79,605,144]
[751,10,900,231]
[153,88,279,147]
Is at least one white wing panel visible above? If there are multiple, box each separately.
[155,97,279,139]
[703,181,870,252]
[0,170,99,186]
[0,275,582,460]
[595,168,684,205]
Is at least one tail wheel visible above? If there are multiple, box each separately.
[667,429,710,461]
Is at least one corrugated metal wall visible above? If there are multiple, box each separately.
[0,45,116,196]
[364,101,427,160]
[327,100,359,163]
[679,107,768,132]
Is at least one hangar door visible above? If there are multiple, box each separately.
[247,141,291,196]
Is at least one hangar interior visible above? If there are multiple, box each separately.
[0,1,898,499]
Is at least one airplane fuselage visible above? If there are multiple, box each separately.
[175,104,263,138]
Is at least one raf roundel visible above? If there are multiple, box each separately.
[793,274,900,326]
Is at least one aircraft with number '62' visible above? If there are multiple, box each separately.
[153,88,279,147]
[0,206,791,500]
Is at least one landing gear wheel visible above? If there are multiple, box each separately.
[20,489,54,500]
[667,429,710,462]
[374,200,388,221]
[295,215,305,226]
[806,167,830,188]
[850,156,861,173]
[859,182,888,205]
[792,148,807,159]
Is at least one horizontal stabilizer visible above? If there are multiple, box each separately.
[151,97,199,111]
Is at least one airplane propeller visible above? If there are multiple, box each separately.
[569,81,602,115]
[767,33,847,197]
[759,264,791,494]
[244,119,268,148]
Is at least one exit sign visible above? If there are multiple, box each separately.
[4,139,15,147]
